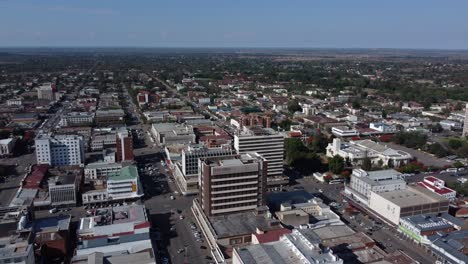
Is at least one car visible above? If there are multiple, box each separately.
[177,248,184,254]
[179,215,184,220]
[49,208,58,214]
[170,195,175,200]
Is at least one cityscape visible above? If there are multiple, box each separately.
[0,1,468,264]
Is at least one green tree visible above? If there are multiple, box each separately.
[361,156,372,171]
[328,155,345,174]
[287,100,302,113]
[307,133,328,153]
[453,161,464,168]
[429,143,450,158]
[448,139,463,150]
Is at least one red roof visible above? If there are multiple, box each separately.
[23,165,48,189]
[455,207,468,217]
[288,131,302,138]
[417,181,455,195]
[253,228,291,244]
[424,176,438,183]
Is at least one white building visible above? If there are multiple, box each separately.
[233,229,343,264]
[82,165,143,204]
[368,186,449,226]
[234,126,286,191]
[331,126,359,137]
[0,138,16,158]
[84,162,122,185]
[151,123,196,145]
[59,112,94,127]
[345,169,406,206]
[35,133,85,166]
[417,176,457,200]
[369,122,397,133]
[37,83,56,101]
[173,144,234,195]
[6,98,22,106]
[326,138,412,168]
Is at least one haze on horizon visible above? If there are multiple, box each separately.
[0,0,467,50]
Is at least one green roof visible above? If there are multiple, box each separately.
[108,165,138,181]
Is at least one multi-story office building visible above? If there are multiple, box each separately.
[116,127,133,162]
[35,133,85,166]
[48,170,81,207]
[59,112,94,127]
[0,138,16,158]
[95,109,125,126]
[173,144,234,195]
[151,123,196,145]
[37,83,56,101]
[84,162,122,184]
[90,132,116,151]
[234,126,286,191]
[0,233,35,264]
[199,153,267,216]
[345,169,406,206]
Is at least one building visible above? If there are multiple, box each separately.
[84,162,122,185]
[192,201,284,263]
[233,229,343,264]
[327,138,412,168]
[90,131,116,151]
[74,204,155,262]
[369,122,397,133]
[151,123,196,145]
[345,169,406,206]
[427,230,468,264]
[106,165,143,202]
[399,213,461,245]
[173,144,234,195]
[331,126,359,137]
[463,103,468,137]
[368,186,450,226]
[234,126,287,191]
[48,167,82,207]
[0,138,16,158]
[35,133,85,166]
[0,233,34,264]
[95,109,125,126]
[59,112,94,127]
[116,127,134,162]
[33,215,71,263]
[37,83,56,101]
[199,153,267,216]
[6,98,22,106]
[439,119,463,131]
[417,176,457,200]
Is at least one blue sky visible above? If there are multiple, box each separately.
[0,0,467,49]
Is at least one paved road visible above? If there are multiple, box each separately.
[385,142,453,168]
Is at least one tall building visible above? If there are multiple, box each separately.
[463,103,468,137]
[234,126,286,191]
[35,133,85,166]
[173,144,234,195]
[199,153,267,216]
[116,127,134,162]
[37,83,56,101]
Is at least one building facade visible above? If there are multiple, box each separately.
[234,126,286,191]
[116,127,134,162]
[200,153,267,216]
[35,133,85,166]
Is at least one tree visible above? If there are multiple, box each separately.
[448,139,463,150]
[307,132,328,153]
[0,130,10,140]
[351,100,361,109]
[328,155,345,174]
[287,100,302,113]
[429,143,450,158]
[453,161,464,168]
[430,123,443,133]
[361,157,372,171]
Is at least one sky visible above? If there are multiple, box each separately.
[0,0,467,49]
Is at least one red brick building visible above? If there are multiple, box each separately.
[116,128,134,162]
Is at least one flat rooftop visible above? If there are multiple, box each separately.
[209,211,282,238]
[374,186,448,207]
